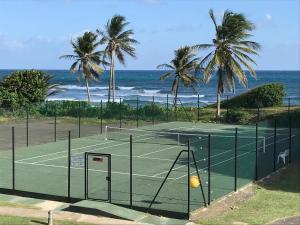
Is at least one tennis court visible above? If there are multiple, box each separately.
[0,121,299,218]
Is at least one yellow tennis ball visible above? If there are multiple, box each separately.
[190,175,200,188]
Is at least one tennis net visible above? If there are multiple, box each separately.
[105,126,266,151]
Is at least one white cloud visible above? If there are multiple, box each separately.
[265,13,272,21]
[0,34,24,51]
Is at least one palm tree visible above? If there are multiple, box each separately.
[196,9,260,118]
[60,32,105,102]
[96,15,139,102]
[157,46,200,107]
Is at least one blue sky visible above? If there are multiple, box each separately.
[0,0,299,70]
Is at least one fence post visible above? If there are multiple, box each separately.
[234,128,237,191]
[68,130,71,201]
[26,107,29,147]
[100,100,103,134]
[119,98,122,128]
[187,139,190,219]
[166,94,169,121]
[289,116,292,163]
[255,123,258,181]
[152,96,155,125]
[208,134,211,205]
[12,126,15,190]
[288,97,291,115]
[130,135,133,207]
[257,105,260,122]
[78,102,81,138]
[197,94,200,121]
[273,119,277,172]
[54,104,57,142]
[226,96,229,122]
[136,96,139,128]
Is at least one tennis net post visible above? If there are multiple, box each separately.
[255,123,258,181]
[26,106,29,147]
[289,116,292,163]
[130,135,133,208]
[136,96,139,128]
[187,139,190,219]
[12,126,15,190]
[234,128,237,192]
[273,119,277,172]
[54,104,57,142]
[208,134,211,205]
[68,130,71,201]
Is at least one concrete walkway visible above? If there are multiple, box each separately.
[0,206,148,225]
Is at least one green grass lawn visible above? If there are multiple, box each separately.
[198,162,300,225]
[0,215,95,225]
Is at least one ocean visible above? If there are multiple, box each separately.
[0,70,299,106]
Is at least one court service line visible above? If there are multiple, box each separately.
[17,125,189,163]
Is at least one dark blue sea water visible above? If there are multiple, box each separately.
[0,70,299,106]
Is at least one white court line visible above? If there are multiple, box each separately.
[15,160,178,180]
[17,125,190,163]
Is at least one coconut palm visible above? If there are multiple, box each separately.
[96,15,139,102]
[195,9,260,118]
[157,46,200,107]
[60,32,105,102]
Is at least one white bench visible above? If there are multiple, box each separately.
[277,149,289,165]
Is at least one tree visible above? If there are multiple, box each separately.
[157,46,200,107]
[196,9,260,118]
[60,32,105,102]
[0,70,57,108]
[97,15,139,102]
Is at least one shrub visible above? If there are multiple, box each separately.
[226,108,252,124]
[0,70,55,109]
[222,83,285,108]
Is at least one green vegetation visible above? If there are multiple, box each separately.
[0,70,55,109]
[198,162,300,225]
[97,15,139,102]
[0,215,94,225]
[222,83,285,108]
[196,9,260,118]
[157,46,200,107]
[60,32,106,103]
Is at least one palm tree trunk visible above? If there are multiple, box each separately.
[173,78,179,111]
[85,79,91,103]
[108,54,114,102]
[216,68,223,119]
[111,51,115,102]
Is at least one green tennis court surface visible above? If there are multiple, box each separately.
[0,121,299,218]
